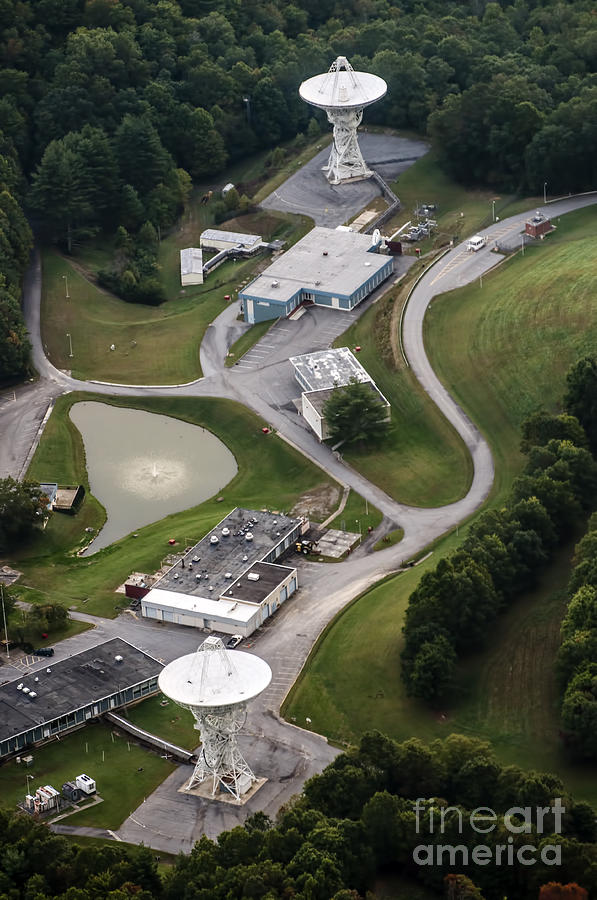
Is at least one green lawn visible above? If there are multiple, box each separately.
[284,536,597,807]
[0,723,175,828]
[41,208,308,385]
[373,527,404,551]
[425,204,597,500]
[284,204,597,807]
[124,695,198,752]
[333,294,473,507]
[15,393,339,617]
[326,489,383,534]
[225,319,274,367]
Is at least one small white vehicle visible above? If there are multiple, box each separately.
[466,235,487,252]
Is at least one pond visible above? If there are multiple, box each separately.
[69,402,238,554]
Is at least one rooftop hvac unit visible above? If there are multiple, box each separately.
[196,574,201,580]
[193,555,200,562]
[225,572,232,579]
[242,554,248,562]
[210,535,219,544]
[221,527,230,537]
[245,532,254,541]
[17,683,23,691]
[271,280,279,287]
[29,691,37,698]
[22,687,30,694]
[247,573,260,582]
[115,655,123,663]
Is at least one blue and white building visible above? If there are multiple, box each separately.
[239,226,393,324]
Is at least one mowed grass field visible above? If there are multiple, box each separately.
[425,204,597,497]
[333,294,473,507]
[16,393,339,617]
[285,204,597,805]
[41,209,308,385]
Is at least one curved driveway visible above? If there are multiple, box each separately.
[5,191,596,850]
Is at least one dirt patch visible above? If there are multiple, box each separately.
[290,483,341,522]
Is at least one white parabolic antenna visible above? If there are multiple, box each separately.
[299,56,387,185]
[158,636,271,801]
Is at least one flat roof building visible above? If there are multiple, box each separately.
[0,639,161,760]
[239,226,393,324]
[141,508,305,636]
[200,229,262,253]
[291,348,391,441]
[180,248,204,286]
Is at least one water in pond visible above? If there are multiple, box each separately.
[70,402,238,554]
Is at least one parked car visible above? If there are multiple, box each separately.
[226,635,243,649]
[33,647,54,657]
[466,235,487,252]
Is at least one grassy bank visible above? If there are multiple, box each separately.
[16,393,339,617]
[333,292,473,507]
[385,148,539,251]
[284,204,597,805]
[41,209,309,385]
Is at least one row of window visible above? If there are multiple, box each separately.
[0,679,159,758]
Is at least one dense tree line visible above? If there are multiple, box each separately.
[555,358,597,761]
[401,363,597,703]
[0,732,595,899]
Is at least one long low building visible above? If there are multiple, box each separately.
[141,508,305,636]
[0,639,161,760]
[239,226,393,324]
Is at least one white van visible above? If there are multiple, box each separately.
[466,235,486,252]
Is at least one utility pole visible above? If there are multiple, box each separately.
[543,182,547,204]
[62,274,70,299]
[1,585,10,659]
[66,333,73,358]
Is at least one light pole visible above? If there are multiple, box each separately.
[243,96,251,126]
[25,772,34,797]
[543,182,547,204]
[66,333,73,358]
[1,585,9,660]
[492,199,496,222]
[62,274,70,299]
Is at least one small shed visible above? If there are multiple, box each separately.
[62,781,81,802]
[53,485,84,514]
[180,248,204,286]
[525,211,554,239]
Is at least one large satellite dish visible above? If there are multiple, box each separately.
[299,56,387,184]
[159,636,272,802]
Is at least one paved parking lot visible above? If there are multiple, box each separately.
[261,133,429,227]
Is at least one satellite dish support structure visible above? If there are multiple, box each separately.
[299,56,387,185]
[158,636,271,803]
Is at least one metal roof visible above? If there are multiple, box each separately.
[200,229,261,247]
[158,645,271,709]
[180,247,203,275]
[299,56,387,111]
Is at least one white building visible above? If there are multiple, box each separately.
[180,248,204,286]
[290,348,391,441]
[140,508,306,637]
[200,229,262,253]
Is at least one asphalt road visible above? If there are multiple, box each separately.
[2,185,596,850]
